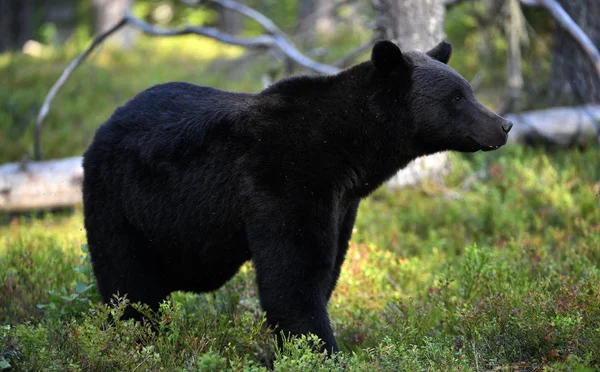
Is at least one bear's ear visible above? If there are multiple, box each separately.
[426,40,452,64]
[371,40,408,74]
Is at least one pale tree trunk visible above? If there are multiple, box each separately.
[373,0,445,51]
[499,0,526,115]
[218,1,244,35]
[549,0,600,104]
[92,0,136,49]
[373,0,451,189]
[297,0,336,37]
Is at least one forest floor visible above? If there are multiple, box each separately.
[2,145,599,371]
[1,34,599,371]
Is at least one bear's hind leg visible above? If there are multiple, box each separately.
[88,228,172,322]
[114,256,173,322]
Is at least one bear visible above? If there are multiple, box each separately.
[81,39,513,354]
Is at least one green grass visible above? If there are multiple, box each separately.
[1,32,599,371]
[1,146,599,371]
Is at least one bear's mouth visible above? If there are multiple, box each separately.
[481,144,501,152]
[467,136,503,152]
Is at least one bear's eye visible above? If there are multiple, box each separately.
[453,94,463,102]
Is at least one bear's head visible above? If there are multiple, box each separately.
[370,39,513,154]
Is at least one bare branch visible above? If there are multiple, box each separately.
[33,19,128,160]
[181,0,340,75]
[33,1,344,160]
[182,0,286,37]
[266,39,340,74]
[522,0,600,79]
[125,10,339,74]
[123,12,274,47]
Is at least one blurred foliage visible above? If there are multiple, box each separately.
[0,35,248,162]
[0,25,368,162]
[0,0,558,163]
[445,1,554,110]
[1,146,599,370]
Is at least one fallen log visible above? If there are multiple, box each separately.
[1,104,599,212]
[505,104,600,146]
[0,156,83,213]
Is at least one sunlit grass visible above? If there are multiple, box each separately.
[0,211,86,253]
[1,145,599,370]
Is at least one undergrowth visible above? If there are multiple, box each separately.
[1,146,599,371]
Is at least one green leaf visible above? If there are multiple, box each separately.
[0,357,12,370]
[75,282,94,294]
[81,244,88,253]
[73,265,87,273]
[61,293,79,301]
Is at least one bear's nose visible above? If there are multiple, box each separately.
[502,120,513,134]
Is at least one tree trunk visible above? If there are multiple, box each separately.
[297,0,336,37]
[549,0,600,104]
[0,0,34,53]
[217,1,244,36]
[92,0,135,49]
[373,0,445,50]
[373,0,450,189]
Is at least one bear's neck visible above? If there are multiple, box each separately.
[257,64,422,197]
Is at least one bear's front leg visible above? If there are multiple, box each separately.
[247,212,339,354]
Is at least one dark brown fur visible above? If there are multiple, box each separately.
[82,40,512,353]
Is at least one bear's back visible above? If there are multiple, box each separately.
[96,82,244,142]
[82,82,256,241]
[85,82,255,166]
